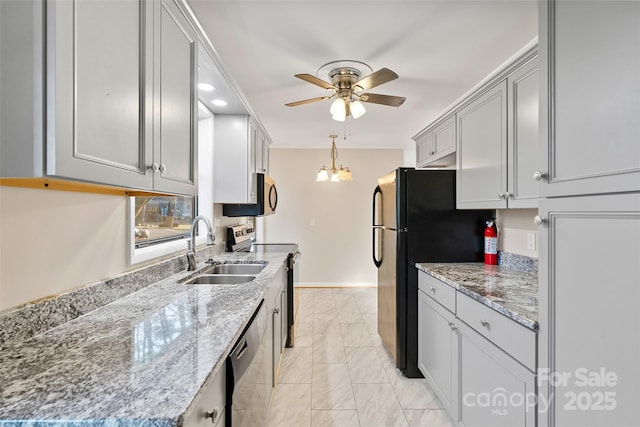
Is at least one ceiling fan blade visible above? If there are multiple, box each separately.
[359,93,406,107]
[294,74,336,90]
[354,68,399,91]
[285,96,332,107]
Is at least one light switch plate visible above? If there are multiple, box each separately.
[527,232,536,251]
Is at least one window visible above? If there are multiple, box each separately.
[133,196,195,248]
[129,101,214,264]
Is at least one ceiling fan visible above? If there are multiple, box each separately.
[285,60,406,121]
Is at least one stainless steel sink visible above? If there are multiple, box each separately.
[184,275,256,285]
[203,263,266,275]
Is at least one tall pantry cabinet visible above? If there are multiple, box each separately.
[537,1,640,426]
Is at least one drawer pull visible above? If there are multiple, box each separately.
[480,320,490,328]
[430,286,436,293]
[448,322,457,332]
[205,408,219,424]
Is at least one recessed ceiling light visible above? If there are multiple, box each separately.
[211,99,228,107]
[198,83,215,92]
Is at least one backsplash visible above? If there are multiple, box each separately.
[0,246,218,350]
[498,251,538,274]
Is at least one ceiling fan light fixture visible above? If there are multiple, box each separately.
[350,100,366,119]
[330,98,346,121]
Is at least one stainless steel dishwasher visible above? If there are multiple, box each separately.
[226,300,268,427]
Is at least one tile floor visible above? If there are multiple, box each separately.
[267,287,456,427]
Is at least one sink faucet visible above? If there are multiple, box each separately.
[187,215,215,271]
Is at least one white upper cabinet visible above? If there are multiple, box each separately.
[255,129,271,174]
[457,54,539,210]
[415,115,456,168]
[213,115,258,204]
[539,0,640,197]
[0,0,197,195]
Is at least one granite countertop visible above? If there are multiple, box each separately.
[0,252,289,426]
[415,262,538,331]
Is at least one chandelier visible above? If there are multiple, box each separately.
[316,135,353,182]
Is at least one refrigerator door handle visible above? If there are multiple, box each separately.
[372,185,383,268]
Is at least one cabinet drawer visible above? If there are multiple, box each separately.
[418,272,456,313]
[457,293,536,371]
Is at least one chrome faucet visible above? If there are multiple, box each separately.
[186,215,215,271]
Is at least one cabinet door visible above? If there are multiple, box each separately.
[272,290,283,387]
[537,193,640,427]
[248,119,258,203]
[153,0,197,195]
[539,0,640,197]
[262,138,270,175]
[432,115,456,161]
[507,57,539,208]
[457,80,508,209]
[458,321,536,427]
[47,0,153,189]
[280,282,288,353]
[416,130,434,167]
[418,290,457,412]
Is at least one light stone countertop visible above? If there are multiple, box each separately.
[0,252,289,427]
[415,262,538,331]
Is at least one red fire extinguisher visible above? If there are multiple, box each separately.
[484,219,498,265]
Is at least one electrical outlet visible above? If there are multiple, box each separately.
[527,232,536,251]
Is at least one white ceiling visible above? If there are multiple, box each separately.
[188,0,538,150]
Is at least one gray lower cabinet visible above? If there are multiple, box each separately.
[457,321,536,427]
[539,0,640,197]
[418,271,536,427]
[183,366,226,427]
[418,290,458,413]
[265,262,287,406]
[537,193,640,427]
[0,0,197,195]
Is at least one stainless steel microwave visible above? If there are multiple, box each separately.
[222,173,278,217]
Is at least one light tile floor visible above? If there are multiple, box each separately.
[267,287,456,427]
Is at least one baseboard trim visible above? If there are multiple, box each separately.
[295,282,377,288]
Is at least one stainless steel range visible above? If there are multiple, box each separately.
[227,226,299,347]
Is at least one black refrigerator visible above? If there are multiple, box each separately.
[372,168,493,377]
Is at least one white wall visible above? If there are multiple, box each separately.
[496,208,539,258]
[0,186,129,310]
[264,148,403,287]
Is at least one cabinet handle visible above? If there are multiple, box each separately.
[504,192,512,199]
[533,171,545,181]
[448,322,457,332]
[273,308,280,314]
[498,193,505,199]
[149,162,159,172]
[430,286,436,293]
[480,320,490,328]
[430,151,435,155]
[205,408,219,424]
[534,215,546,226]
[159,163,167,173]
